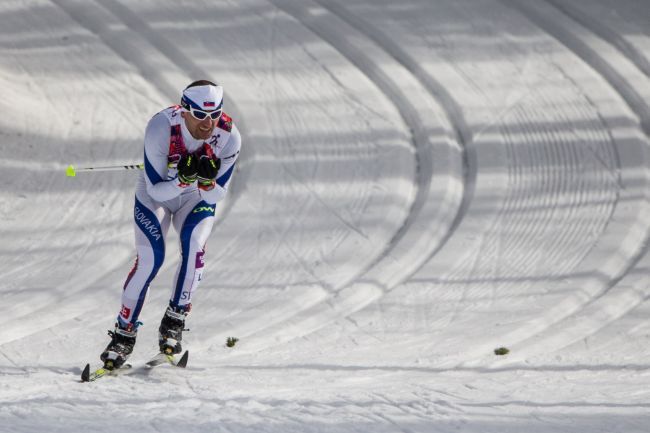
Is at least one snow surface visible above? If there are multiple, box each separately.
[1,0,650,431]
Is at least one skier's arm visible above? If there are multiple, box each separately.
[143,113,186,202]
[199,124,241,204]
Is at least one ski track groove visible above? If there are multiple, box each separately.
[314,0,478,267]
[507,99,592,277]
[468,96,612,309]
[458,99,619,363]
[540,4,649,268]
[387,0,648,369]
[477,0,650,361]
[547,60,626,190]
[507,0,650,136]
[207,0,467,353]
[444,82,615,312]
[303,0,470,276]
[545,0,650,78]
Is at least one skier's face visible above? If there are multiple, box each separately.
[182,110,216,140]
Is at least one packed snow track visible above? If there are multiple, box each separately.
[1,0,649,432]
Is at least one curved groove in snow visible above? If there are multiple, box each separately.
[313,0,476,279]
[311,0,647,371]
[545,0,650,79]
[466,0,650,363]
[199,0,466,352]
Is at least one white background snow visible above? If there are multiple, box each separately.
[1,0,650,431]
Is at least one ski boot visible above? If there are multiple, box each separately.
[100,323,137,370]
[158,305,189,355]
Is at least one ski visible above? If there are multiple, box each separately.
[80,351,188,382]
[145,350,189,369]
[81,362,132,382]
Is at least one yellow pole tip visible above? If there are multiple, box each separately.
[66,165,76,177]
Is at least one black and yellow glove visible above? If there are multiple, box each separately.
[177,154,198,185]
[197,155,221,190]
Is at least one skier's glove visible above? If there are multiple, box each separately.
[197,155,221,191]
[177,154,198,186]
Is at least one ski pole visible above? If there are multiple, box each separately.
[65,163,144,177]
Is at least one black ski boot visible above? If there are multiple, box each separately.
[158,305,189,355]
[100,324,137,370]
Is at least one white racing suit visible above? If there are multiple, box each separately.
[117,105,241,329]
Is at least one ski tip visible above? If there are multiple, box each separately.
[81,364,90,382]
[177,350,189,368]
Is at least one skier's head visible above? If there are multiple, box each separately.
[180,80,223,140]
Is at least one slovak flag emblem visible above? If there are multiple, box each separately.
[120,305,131,319]
[204,101,216,108]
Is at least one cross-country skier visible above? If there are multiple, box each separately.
[99,80,241,368]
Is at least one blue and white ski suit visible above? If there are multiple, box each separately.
[117,105,241,327]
